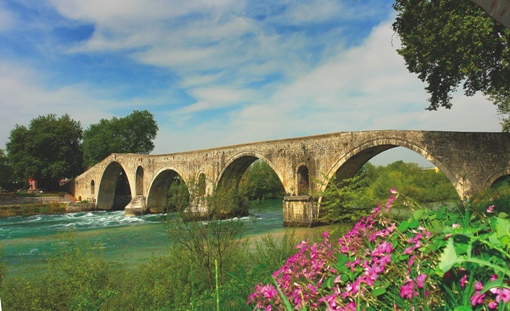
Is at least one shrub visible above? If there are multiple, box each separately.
[248,189,510,310]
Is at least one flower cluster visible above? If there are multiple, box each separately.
[248,189,510,310]
[248,190,437,310]
[469,276,510,309]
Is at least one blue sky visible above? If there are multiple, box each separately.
[0,0,502,167]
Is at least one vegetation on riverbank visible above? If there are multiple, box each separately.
[0,161,508,310]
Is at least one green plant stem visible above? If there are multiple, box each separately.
[272,277,293,311]
[215,259,220,311]
[190,260,195,311]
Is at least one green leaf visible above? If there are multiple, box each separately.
[498,212,509,219]
[409,219,419,229]
[398,220,409,232]
[495,217,510,238]
[438,238,459,272]
[372,287,386,297]
[336,253,348,271]
[453,306,472,311]
[413,210,425,220]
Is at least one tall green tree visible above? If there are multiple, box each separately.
[82,110,158,167]
[0,149,13,189]
[240,160,285,200]
[6,114,83,190]
[392,0,510,129]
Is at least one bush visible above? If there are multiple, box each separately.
[248,190,510,310]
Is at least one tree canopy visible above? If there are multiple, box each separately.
[0,149,13,189]
[240,160,285,200]
[82,110,158,167]
[392,0,510,130]
[5,114,83,190]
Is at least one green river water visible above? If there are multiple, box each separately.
[0,199,325,275]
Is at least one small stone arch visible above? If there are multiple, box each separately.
[296,163,310,195]
[90,180,95,195]
[197,172,207,196]
[136,166,144,196]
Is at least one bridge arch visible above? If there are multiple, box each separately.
[136,166,144,196]
[146,167,186,212]
[217,152,287,193]
[90,180,95,195]
[296,163,310,195]
[323,138,462,198]
[196,172,207,196]
[484,168,510,189]
[96,161,132,210]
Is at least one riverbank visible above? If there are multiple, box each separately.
[0,191,98,217]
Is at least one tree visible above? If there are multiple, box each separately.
[82,110,158,167]
[392,0,510,129]
[6,114,83,190]
[240,160,285,200]
[165,181,248,293]
[0,149,13,189]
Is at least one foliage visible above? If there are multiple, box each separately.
[363,161,459,204]
[248,190,510,310]
[165,184,250,293]
[316,161,460,223]
[5,114,83,190]
[240,160,285,200]
[392,0,510,128]
[166,177,190,212]
[82,110,158,168]
[316,175,376,222]
[0,149,13,189]
[470,177,510,215]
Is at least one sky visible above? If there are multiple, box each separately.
[0,0,502,168]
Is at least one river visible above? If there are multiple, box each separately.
[0,199,326,275]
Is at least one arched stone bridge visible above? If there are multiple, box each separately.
[73,130,510,225]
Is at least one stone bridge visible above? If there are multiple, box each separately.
[73,130,510,225]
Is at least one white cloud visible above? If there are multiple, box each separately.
[0,4,14,32]
[151,17,501,160]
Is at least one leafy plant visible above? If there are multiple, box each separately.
[248,190,510,310]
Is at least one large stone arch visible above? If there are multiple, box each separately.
[323,138,462,198]
[216,152,286,193]
[146,167,186,212]
[484,168,510,189]
[96,161,132,210]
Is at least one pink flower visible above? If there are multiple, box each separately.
[487,205,495,213]
[390,187,397,194]
[470,291,486,306]
[400,280,417,299]
[494,288,510,303]
[460,274,467,287]
[488,301,498,309]
[452,223,460,229]
[475,281,484,291]
[416,274,427,289]
[490,274,498,282]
